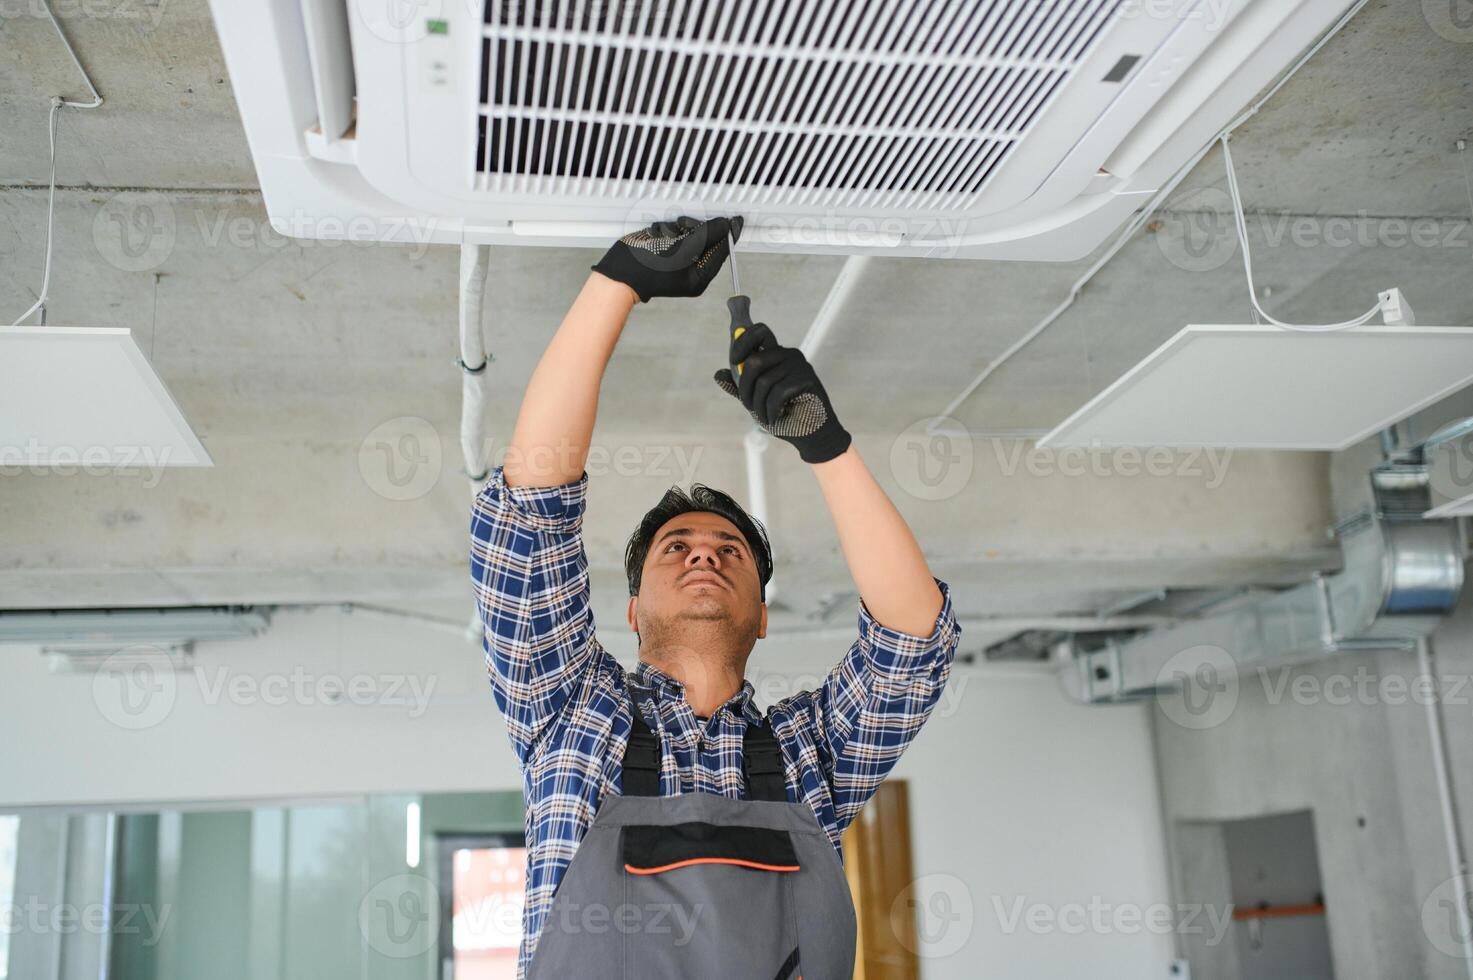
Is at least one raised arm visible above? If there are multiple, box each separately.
[713,317,959,826]
[473,217,739,762]
[501,273,636,488]
[506,215,739,486]
[811,446,943,635]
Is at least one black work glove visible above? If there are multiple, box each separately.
[713,322,852,465]
[592,215,741,302]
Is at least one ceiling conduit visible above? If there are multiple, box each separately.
[1057,459,1465,704]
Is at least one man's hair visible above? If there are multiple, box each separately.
[625,485,773,602]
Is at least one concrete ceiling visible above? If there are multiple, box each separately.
[2,0,1471,645]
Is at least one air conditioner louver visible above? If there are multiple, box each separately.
[472,0,1122,213]
[209,0,1363,259]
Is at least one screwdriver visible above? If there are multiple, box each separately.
[727,229,752,378]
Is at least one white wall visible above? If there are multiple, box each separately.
[891,665,1177,980]
[0,607,1175,977]
[0,607,518,808]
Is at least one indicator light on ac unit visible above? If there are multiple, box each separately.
[426,18,449,34]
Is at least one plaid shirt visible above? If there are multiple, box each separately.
[469,463,960,978]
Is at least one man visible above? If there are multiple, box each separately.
[470,216,961,979]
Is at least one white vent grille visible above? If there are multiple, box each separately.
[475,0,1125,211]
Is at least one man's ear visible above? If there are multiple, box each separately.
[627,595,638,633]
[758,601,767,640]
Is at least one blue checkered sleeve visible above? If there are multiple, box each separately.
[778,578,960,830]
[469,464,606,764]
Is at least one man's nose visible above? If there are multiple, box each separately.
[685,546,720,568]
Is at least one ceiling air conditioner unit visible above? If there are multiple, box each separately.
[209,0,1359,260]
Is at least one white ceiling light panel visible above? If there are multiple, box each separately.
[0,327,212,469]
[1037,325,1473,451]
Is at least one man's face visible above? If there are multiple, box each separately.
[627,511,767,648]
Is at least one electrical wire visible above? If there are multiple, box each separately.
[931,140,1216,428]
[1459,139,1473,250]
[932,0,1373,424]
[1220,134,1382,332]
[10,0,104,327]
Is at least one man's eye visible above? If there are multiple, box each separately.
[666,542,685,552]
[722,546,740,556]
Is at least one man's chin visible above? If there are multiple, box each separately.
[676,595,732,618]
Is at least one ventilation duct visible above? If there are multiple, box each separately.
[1058,464,1465,703]
[209,0,1365,259]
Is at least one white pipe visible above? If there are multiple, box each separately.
[1417,636,1473,977]
[799,254,871,360]
[745,427,777,605]
[745,253,872,606]
[459,244,493,644]
[459,243,492,482]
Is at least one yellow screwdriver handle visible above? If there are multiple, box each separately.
[728,294,753,377]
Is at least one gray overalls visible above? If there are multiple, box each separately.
[525,686,859,979]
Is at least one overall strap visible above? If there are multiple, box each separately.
[742,719,788,803]
[623,690,788,801]
[622,702,663,797]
